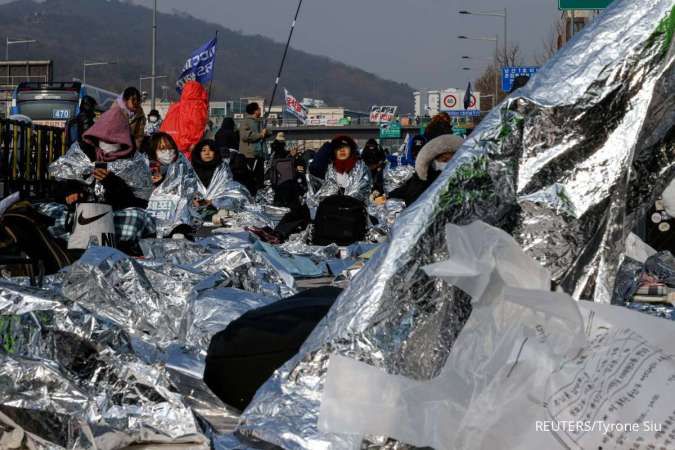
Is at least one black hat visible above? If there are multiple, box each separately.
[361,145,385,165]
[330,135,358,158]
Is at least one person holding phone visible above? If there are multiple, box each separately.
[42,103,156,254]
[147,132,180,186]
[81,106,149,210]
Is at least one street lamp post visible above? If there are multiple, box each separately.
[140,75,168,102]
[82,61,115,85]
[462,56,497,108]
[458,35,499,104]
[6,38,37,60]
[458,9,507,63]
[151,0,157,110]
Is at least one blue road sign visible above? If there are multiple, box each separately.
[448,110,480,118]
[502,66,539,92]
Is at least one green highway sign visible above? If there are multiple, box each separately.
[558,0,614,9]
[379,122,401,139]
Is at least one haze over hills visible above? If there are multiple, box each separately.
[0,0,415,111]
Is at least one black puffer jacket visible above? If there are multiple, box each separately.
[215,118,240,152]
[66,96,98,146]
[389,134,463,206]
[388,169,441,206]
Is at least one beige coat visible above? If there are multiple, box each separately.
[239,115,267,158]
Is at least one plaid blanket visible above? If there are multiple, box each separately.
[37,203,156,243]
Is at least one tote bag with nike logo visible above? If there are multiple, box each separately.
[68,203,116,250]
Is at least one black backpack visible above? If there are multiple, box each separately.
[204,286,342,411]
[0,201,74,278]
[312,195,367,246]
[269,158,296,188]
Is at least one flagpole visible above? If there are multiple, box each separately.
[207,30,218,103]
[265,0,304,124]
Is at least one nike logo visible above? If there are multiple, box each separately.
[77,211,110,226]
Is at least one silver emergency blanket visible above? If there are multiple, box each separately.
[239,1,675,448]
[182,287,276,355]
[147,153,202,237]
[48,143,154,201]
[312,160,372,204]
[367,199,406,235]
[48,142,95,184]
[197,162,253,211]
[383,163,414,195]
[0,280,211,449]
[255,186,275,206]
[0,237,291,448]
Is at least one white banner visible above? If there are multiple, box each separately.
[284,89,308,124]
[369,105,398,123]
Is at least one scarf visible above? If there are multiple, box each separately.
[333,156,358,174]
[193,158,220,188]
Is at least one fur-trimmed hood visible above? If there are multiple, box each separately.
[415,134,464,181]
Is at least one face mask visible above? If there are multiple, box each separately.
[157,149,176,165]
[99,141,121,154]
[149,116,159,123]
[433,160,448,171]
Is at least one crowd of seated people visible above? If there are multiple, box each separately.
[3,86,464,264]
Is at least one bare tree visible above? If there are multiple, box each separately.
[534,14,566,66]
[472,44,523,108]
[497,43,524,68]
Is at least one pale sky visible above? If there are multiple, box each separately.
[2,0,562,90]
[130,0,561,90]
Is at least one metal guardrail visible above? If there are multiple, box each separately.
[0,118,67,199]
[262,118,427,129]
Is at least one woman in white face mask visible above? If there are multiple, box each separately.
[385,134,464,207]
[148,132,179,185]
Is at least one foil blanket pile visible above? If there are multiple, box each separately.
[236,0,675,449]
[0,0,673,449]
[0,232,373,449]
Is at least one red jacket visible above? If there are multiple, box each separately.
[160,81,208,160]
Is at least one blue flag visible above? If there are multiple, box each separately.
[176,37,217,93]
[463,81,473,110]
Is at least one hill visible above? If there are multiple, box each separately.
[0,0,415,111]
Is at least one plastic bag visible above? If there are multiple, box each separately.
[319,222,675,450]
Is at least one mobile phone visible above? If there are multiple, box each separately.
[150,162,161,177]
[95,162,108,170]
